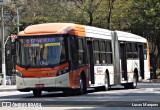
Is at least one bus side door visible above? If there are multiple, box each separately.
[120,42,128,81]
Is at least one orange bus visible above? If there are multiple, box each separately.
[15,23,150,97]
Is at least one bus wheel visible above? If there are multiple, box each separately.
[78,75,87,95]
[102,74,109,91]
[63,89,76,96]
[33,90,42,97]
[124,74,137,89]
[132,74,138,88]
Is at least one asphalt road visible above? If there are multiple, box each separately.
[0,83,160,110]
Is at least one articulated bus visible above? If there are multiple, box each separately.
[15,23,150,97]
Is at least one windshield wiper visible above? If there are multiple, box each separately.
[48,64,55,68]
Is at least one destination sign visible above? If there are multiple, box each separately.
[24,42,61,47]
[24,38,56,44]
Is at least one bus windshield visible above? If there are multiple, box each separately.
[16,35,66,68]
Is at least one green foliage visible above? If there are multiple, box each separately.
[5,0,136,31]
[111,0,133,30]
[131,0,160,69]
[2,0,160,73]
[0,42,1,73]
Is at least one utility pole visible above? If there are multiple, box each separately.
[0,0,6,85]
[16,8,19,33]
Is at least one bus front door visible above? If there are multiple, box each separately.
[87,41,95,84]
[139,45,144,79]
[120,43,128,81]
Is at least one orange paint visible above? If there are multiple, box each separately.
[16,63,69,78]
[69,66,89,89]
[24,44,31,47]
[146,40,150,72]
[119,72,134,74]
[95,74,105,75]
[17,23,89,89]
[18,23,86,37]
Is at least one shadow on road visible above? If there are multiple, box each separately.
[1,84,159,99]
[25,86,128,98]
[0,87,126,99]
[24,86,130,98]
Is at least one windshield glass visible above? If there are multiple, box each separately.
[16,35,66,67]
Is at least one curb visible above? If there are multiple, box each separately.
[140,79,160,83]
[0,89,17,92]
[0,86,17,92]
[150,79,160,83]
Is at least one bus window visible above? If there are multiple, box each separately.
[144,43,147,60]
[127,43,132,59]
[60,41,66,62]
[132,43,138,59]
[106,41,112,64]
[100,40,107,65]
[16,35,66,67]
[78,38,84,65]
[70,36,78,69]
[40,44,48,65]
[93,40,100,65]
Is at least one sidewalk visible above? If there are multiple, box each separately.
[0,85,17,92]
[140,79,160,83]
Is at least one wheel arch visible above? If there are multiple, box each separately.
[80,70,86,79]
[105,69,110,86]
[134,68,138,81]
[80,70,87,86]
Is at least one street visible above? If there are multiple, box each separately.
[0,83,160,109]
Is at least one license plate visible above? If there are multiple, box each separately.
[35,84,44,88]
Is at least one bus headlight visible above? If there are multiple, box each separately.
[57,71,62,76]
[56,67,69,76]
[15,70,23,77]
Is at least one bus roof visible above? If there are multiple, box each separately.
[115,31,147,43]
[18,23,86,36]
[18,22,146,43]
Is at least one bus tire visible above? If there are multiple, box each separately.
[102,73,109,91]
[63,89,76,96]
[77,74,87,95]
[124,74,137,89]
[33,90,42,97]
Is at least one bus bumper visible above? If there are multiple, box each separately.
[16,73,70,91]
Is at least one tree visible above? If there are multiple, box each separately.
[2,0,160,77]
[131,0,160,77]
[107,0,115,29]
[0,42,1,73]
[1,0,24,75]
[108,0,133,31]
[4,0,24,34]
[67,0,103,26]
